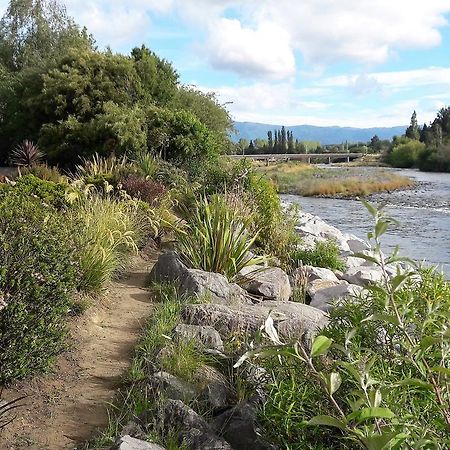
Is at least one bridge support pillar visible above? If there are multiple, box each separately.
[346,156,350,163]
[308,157,311,164]
[328,156,331,164]
[265,158,269,166]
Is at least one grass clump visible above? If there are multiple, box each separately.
[288,240,346,272]
[74,193,143,293]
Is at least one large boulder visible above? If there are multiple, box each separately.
[309,283,364,312]
[110,435,166,450]
[343,233,370,253]
[149,252,250,305]
[301,266,340,283]
[149,371,198,402]
[212,401,274,450]
[180,269,250,305]
[294,211,350,253]
[239,266,291,301]
[181,301,328,346]
[342,266,384,286]
[306,279,342,298]
[173,324,224,352]
[163,399,231,449]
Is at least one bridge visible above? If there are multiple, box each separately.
[229,152,364,164]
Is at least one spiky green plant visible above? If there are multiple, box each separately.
[75,153,128,178]
[9,140,43,167]
[175,195,266,279]
[133,150,158,179]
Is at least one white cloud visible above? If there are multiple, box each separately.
[207,19,295,79]
[319,67,450,91]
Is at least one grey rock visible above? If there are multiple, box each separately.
[173,324,224,352]
[149,251,188,283]
[195,366,234,410]
[212,401,274,450]
[239,266,292,301]
[300,265,339,283]
[342,266,384,286]
[306,279,342,297]
[163,400,231,449]
[110,435,166,450]
[344,234,369,253]
[310,283,364,312]
[120,421,147,440]
[344,256,368,269]
[181,301,328,346]
[180,269,250,305]
[149,252,250,305]
[149,371,197,402]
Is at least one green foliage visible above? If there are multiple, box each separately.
[21,164,66,183]
[237,203,450,449]
[74,193,143,293]
[0,191,80,382]
[0,174,68,209]
[387,137,425,168]
[175,195,266,280]
[288,240,346,272]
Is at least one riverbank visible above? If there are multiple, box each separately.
[256,161,415,197]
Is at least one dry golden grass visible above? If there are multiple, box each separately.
[255,161,414,197]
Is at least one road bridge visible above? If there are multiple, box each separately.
[229,153,364,164]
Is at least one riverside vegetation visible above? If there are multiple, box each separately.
[256,162,414,197]
[0,1,450,449]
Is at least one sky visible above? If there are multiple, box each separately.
[4,0,450,128]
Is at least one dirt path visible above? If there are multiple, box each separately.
[0,253,157,450]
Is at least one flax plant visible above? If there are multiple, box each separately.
[176,195,266,280]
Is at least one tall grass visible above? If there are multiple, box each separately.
[176,195,266,279]
[75,153,128,178]
[75,195,143,293]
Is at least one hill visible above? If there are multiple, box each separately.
[232,122,406,145]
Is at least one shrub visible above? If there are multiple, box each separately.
[0,174,68,209]
[387,139,425,168]
[74,194,143,293]
[288,240,346,272]
[175,195,266,280]
[0,193,80,382]
[133,151,159,179]
[121,174,167,206]
[21,164,66,183]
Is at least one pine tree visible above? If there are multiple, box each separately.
[405,110,420,140]
[267,130,273,151]
[287,130,294,153]
[274,130,278,153]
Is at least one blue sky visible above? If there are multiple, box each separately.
[3,0,450,127]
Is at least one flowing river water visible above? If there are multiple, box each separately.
[282,168,450,277]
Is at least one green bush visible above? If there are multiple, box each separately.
[175,195,265,280]
[21,164,66,183]
[387,139,425,168]
[0,174,68,209]
[0,193,80,382]
[288,240,345,272]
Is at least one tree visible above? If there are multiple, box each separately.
[0,0,93,71]
[281,126,287,153]
[267,130,273,151]
[405,110,420,140]
[370,135,381,151]
[287,130,294,152]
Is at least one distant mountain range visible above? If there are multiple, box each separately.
[232,122,407,145]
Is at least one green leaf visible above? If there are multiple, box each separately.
[375,220,389,239]
[353,252,380,265]
[361,432,408,450]
[347,407,395,423]
[307,415,347,430]
[362,199,378,218]
[327,372,342,395]
[362,313,400,326]
[395,378,433,391]
[311,335,332,358]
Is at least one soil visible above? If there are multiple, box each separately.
[0,251,158,450]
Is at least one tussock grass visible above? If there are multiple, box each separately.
[256,161,414,197]
[75,195,143,293]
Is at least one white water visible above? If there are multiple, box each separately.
[282,168,450,276]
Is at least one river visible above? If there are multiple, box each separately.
[282,168,450,276]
